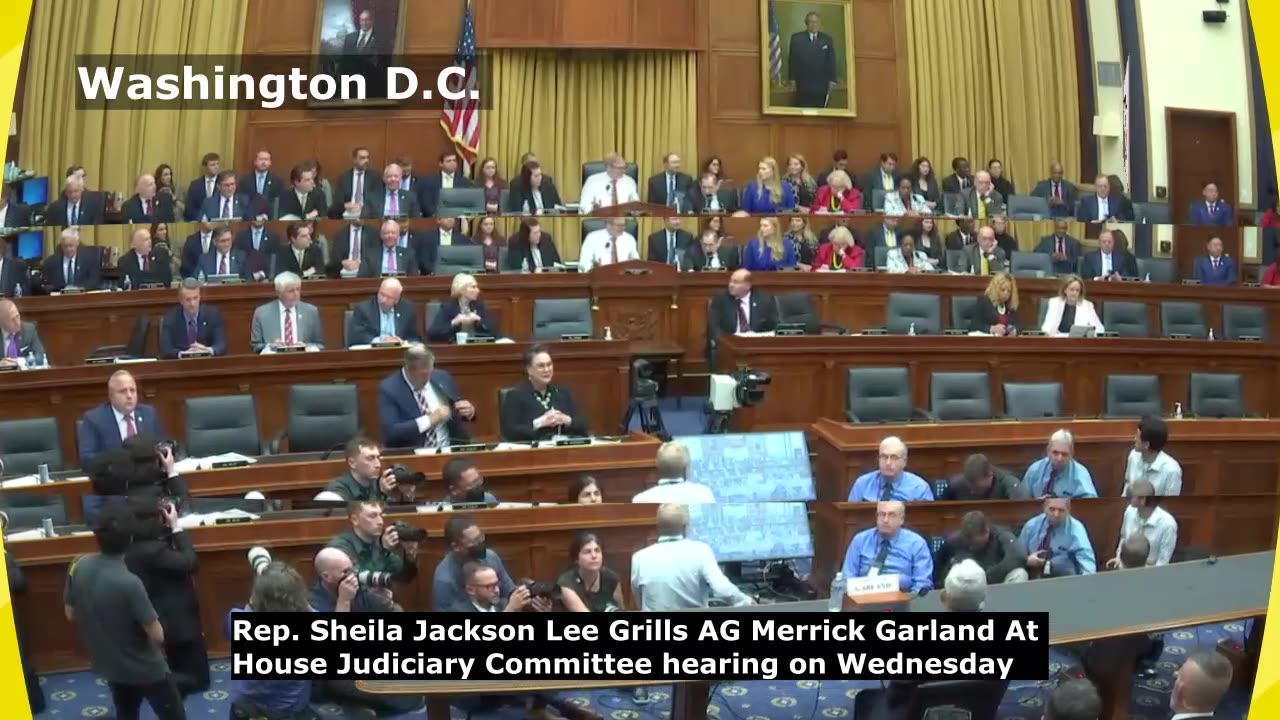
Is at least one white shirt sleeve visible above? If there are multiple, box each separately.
[579,231,604,272]
[699,544,752,606]
[1154,517,1177,566]
[579,174,604,209]
[415,415,433,434]
[1164,464,1183,496]
[621,176,640,204]
[622,234,640,262]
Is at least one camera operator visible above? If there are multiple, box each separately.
[226,560,320,719]
[64,502,187,720]
[432,515,515,610]
[327,500,420,601]
[559,531,625,612]
[125,495,209,696]
[84,435,191,527]
[7,547,45,715]
[442,457,499,505]
[323,436,417,503]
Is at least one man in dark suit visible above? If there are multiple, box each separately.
[340,9,387,98]
[1188,181,1234,226]
[0,185,32,229]
[646,153,695,209]
[687,173,740,214]
[952,226,1008,275]
[709,269,778,335]
[787,11,838,108]
[1029,163,1079,219]
[416,216,470,274]
[865,217,903,257]
[359,219,420,278]
[200,171,255,222]
[363,163,422,219]
[158,279,227,358]
[118,227,173,288]
[941,156,973,195]
[420,151,474,217]
[238,149,283,210]
[349,277,420,346]
[331,146,381,219]
[45,177,106,227]
[1193,236,1236,286]
[0,299,45,364]
[196,226,250,280]
[1080,228,1139,281]
[180,221,215,279]
[0,248,30,297]
[1076,174,1135,222]
[185,152,223,221]
[234,218,278,282]
[122,173,177,224]
[76,369,165,465]
[1167,649,1232,720]
[963,171,1006,218]
[944,218,977,250]
[275,163,327,220]
[861,153,900,198]
[647,217,695,267]
[378,345,475,449]
[328,219,376,277]
[686,229,740,271]
[1033,220,1083,275]
[273,222,325,279]
[42,227,102,291]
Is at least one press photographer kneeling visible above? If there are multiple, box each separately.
[327,500,423,606]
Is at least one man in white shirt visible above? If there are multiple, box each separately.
[578,217,639,271]
[1169,649,1233,719]
[1106,480,1177,568]
[633,442,716,503]
[579,153,639,211]
[631,504,753,610]
[1123,415,1182,496]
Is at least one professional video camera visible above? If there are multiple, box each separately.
[247,546,272,575]
[345,568,395,589]
[705,367,771,433]
[620,358,669,439]
[389,465,428,486]
[388,520,428,544]
[523,580,560,599]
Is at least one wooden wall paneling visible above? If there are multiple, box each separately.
[473,0,559,47]
[557,0,632,47]
[245,0,316,54]
[402,0,464,54]
[632,0,701,50]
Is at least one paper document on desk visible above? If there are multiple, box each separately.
[174,453,258,473]
[0,475,39,488]
[968,331,992,336]
[3,529,47,542]
[116,357,159,364]
[178,508,261,528]
[734,331,776,338]
[260,345,320,355]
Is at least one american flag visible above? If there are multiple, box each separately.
[441,0,479,171]
[767,0,783,82]
[1122,55,1131,192]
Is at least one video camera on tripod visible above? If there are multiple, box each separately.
[705,367,772,433]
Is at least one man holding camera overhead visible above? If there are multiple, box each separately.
[323,437,418,503]
[326,500,421,600]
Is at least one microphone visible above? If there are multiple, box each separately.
[320,442,347,461]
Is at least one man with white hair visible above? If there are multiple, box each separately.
[349,277,419,346]
[940,559,987,611]
[363,163,421,219]
[633,441,716,503]
[842,501,933,593]
[250,272,325,352]
[1020,429,1097,499]
[41,227,101,291]
[358,219,419,277]
[123,173,176,223]
[848,437,934,502]
[962,170,1005,219]
[0,299,45,366]
[1018,498,1097,577]
[118,227,173,288]
[580,152,640,211]
[579,216,640,271]
[631,503,753,610]
[46,176,105,227]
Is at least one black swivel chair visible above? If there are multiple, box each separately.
[929,372,995,421]
[1222,304,1268,340]
[1103,374,1162,418]
[845,367,933,423]
[776,293,848,334]
[86,314,151,361]
[183,395,268,457]
[949,296,977,332]
[1188,373,1251,418]
[884,292,942,335]
[1160,301,1208,338]
[1002,382,1064,419]
[1101,301,1151,337]
[0,418,64,475]
[532,298,593,340]
[271,384,360,454]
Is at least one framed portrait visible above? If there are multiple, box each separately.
[760,0,857,117]
[311,0,407,107]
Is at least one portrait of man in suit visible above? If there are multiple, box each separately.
[761,0,856,117]
[314,0,405,105]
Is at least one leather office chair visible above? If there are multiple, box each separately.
[1134,202,1171,225]
[1222,304,1268,340]
[1037,297,1052,330]
[1188,373,1248,418]
[0,493,68,531]
[497,386,516,441]
[343,309,355,347]
[884,292,941,335]
[86,314,150,361]
[1104,374,1162,418]
[1009,251,1054,278]
[777,293,848,334]
[1002,382,1064,420]
[869,189,886,213]
[1101,301,1151,337]
[1136,257,1175,283]
[0,418,64,474]
[272,384,360,454]
[581,161,639,186]
[423,301,442,338]
[184,395,267,457]
[942,193,966,216]
[845,367,932,423]
[434,245,485,276]
[929,372,994,421]
[532,298,593,340]
[872,245,889,270]
[1160,301,1208,338]
[581,218,640,244]
[1007,194,1051,220]
[948,296,977,331]
[944,249,968,274]
[435,188,485,216]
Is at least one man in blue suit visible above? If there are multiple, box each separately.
[185,152,222,221]
[1076,175,1134,223]
[1193,236,1237,286]
[420,151,474,217]
[1188,181,1234,226]
[378,345,476,449]
[76,370,166,466]
[158,279,227,359]
[200,171,257,222]
[196,226,250,280]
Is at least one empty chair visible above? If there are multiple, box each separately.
[1136,257,1175,283]
[87,314,150,361]
[1160,301,1207,338]
[0,418,64,475]
[1007,194,1052,220]
[274,384,359,453]
[949,296,977,331]
[532,298,593,340]
[1188,373,1246,418]
[1037,297,1052,329]
[1134,202,1171,225]
[873,245,889,270]
[1009,251,1054,277]
[885,292,941,334]
[343,309,355,347]
[776,293,848,334]
[0,493,68,531]
[1002,382,1064,420]
[184,395,265,457]
[1222,304,1268,340]
[1104,374,1162,418]
[435,188,485,216]
[942,193,966,216]
[929,372,994,421]
[1101,301,1151,337]
[869,189,886,213]
[434,245,485,276]
[422,301,443,338]
[845,367,931,423]
[497,386,516,441]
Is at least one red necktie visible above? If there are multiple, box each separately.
[610,238,619,264]
[388,249,397,272]
[736,300,749,332]
[1053,182,1061,201]
[125,414,137,437]
[389,192,399,216]
[146,198,153,216]
[1056,239,1064,255]
[220,254,228,275]
[142,253,150,271]
[223,199,231,218]
[284,309,295,344]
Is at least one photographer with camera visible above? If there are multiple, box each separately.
[432,515,516,610]
[327,501,422,598]
[323,436,418,503]
[558,531,626,612]
[442,457,499,505]
[125,495,209,696]
[84,434,191,527]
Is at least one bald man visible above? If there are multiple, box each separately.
[76,370,166,465]
[1169,648,1233,718]
[0,299,45,366]
[349,277,420,346]
[363,163,422,219]
[707,268,779,337]
[118,227,174,288]
[848,436,934,502]
[1031,163,1079,219]
[123,173,176,223]
[842,501,934,593]
[962,171,1006,219]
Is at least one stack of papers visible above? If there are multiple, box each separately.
[0,475,39,488]
[174,453,258,473]
[3,528,48,542]
[178,508,261,528]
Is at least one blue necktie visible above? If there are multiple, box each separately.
[257,174,265,194]
[382,312,395,338]
[667,232,675,264]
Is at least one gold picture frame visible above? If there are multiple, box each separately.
[310,0,408,108]
[760,0,857,118]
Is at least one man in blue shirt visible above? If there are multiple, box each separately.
[841,501,934,593]
[1020,429,1097,499]
[848,437,935,502]
[431,515,518,611]
[1017,498,1097,577]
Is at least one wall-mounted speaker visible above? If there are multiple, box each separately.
[1203,9,1228,23]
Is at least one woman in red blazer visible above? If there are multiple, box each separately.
[810,225,864,271]
[810,170,862,214]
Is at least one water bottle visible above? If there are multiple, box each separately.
[198,268,206,283]
[13,283,21,298]
[1207,328,1215,341]
[24,351,35,369]
[908,322,916,336]
[1144,272,1151,283]
[123,274,132,291]
[828,572,846,612]
[521,257,530,273]
[603,326,613,341]
[1174,402,1183,419]
[41,517,55,538]
[37,463,50,484]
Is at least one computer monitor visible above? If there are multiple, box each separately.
[673,431,815,502]
[15,231,43,260]
[686,502,814,563]
[20,177,49,206]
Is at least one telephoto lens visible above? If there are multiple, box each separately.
[247,546,273,575]
[356,570,395,589]
[389,464,428,485]
[390,520,428,543]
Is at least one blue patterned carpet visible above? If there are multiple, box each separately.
[30,621,1253,720]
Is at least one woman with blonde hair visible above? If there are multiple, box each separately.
[811,225,863,271]
[1041,274,1104,337]
[785,215,819,269]
[972,272,1021,336]
[785,154,817,212]
[743,216,797,271]
[742,157,796,214]
[427,272,501,343]
[811,170,862,214]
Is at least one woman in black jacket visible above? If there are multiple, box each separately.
[427,272,501,343]
[970,271,1021,337]
[505,218,561,272]
[125,495,209,695]
[499,344,589,441]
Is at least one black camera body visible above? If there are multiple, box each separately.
[389,464,427,486]
[389,520,428,544]
[524,580,560,599]
[733,367,772,407]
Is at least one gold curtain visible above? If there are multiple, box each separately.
[18,0,247,251]
[476,49,699,259]
[905,0,1081,195]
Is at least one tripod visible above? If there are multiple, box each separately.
[704,409,733,434]
[620,396,669,440]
